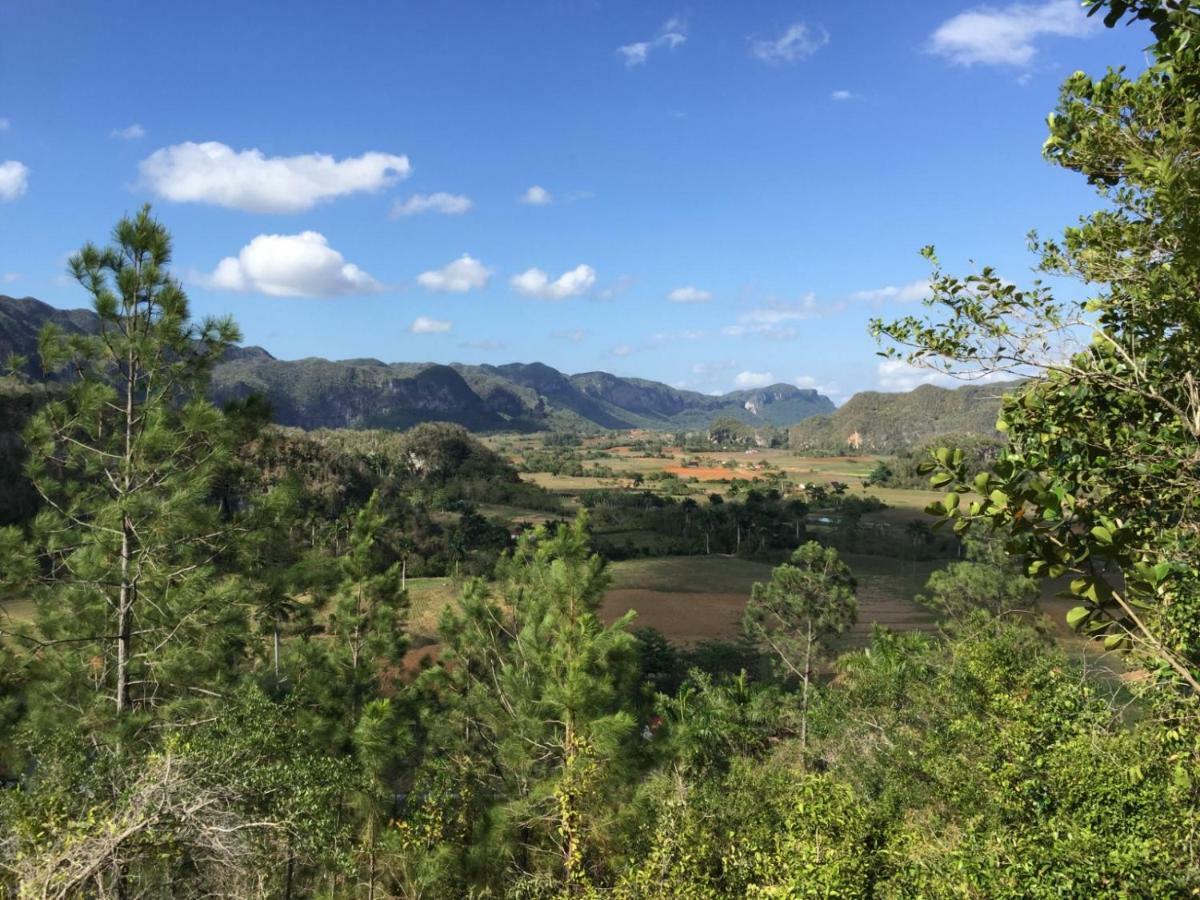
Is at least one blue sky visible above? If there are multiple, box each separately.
[0,1,1148,401]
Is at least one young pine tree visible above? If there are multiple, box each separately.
[431,513,638,892]
[742,541,857,754]
[0,206,243,731]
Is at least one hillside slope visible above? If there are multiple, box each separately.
[789,381,1017,453]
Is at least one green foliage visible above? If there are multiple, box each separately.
[818,616,1198,896]
[917,535,1039,619]
[613,760,872,898]
[418,513,640,891]
[789,382,1010,454]
[743,542,857,681]
[875,432,1004,489]
[743,542,857,753]
[873,2,1200,693]
[0,206,245,734]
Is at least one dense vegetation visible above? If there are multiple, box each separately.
[788,381,1009,454]
[2,4,1199,896]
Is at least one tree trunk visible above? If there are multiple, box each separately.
[116,334,136,715]
[116,526,132,714]
[273,621,282,680]
[800,619,813,757]
[561,717,580,893]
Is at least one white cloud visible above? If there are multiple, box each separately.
[553,328,586,343]
[0,118,10,131]
[794,375,842,399]
[751,22,829,64]
[0,161,29,201]
[876,360,960,392]
[852,279,930,304]
[723,295,818,339]
[460,339,506,351]
[416,254,491,293]
[611,344,634,357]
[618,18,687,67]
[205,231,381,297]
[1,272,21,284]
[877,359,1017,392]
[111,123,145,140]
[734,370,776,389]
[831,89,854,101]
[411,316,452,334]
[652,329,706,342]
[139,141,411,213]
[511,264,597,300]
[391,192,473,217]
[692,360,736,376]
[929,0,1095,67]
[667,285,712,303]
[519,185,552,205]
[598,274,636,300]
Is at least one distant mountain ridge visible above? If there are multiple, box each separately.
[0,296,834,432]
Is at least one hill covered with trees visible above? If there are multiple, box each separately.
[788,380,1013,453]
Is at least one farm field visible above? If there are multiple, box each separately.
[600,553,941,648]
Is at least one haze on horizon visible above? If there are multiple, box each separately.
[0,0,1147,403]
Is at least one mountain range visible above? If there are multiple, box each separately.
[0,296,834,432]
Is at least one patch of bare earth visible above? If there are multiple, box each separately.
[601,586,938,648]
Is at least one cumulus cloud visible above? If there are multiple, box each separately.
[139,142,411,213]
[205,231,381,297]
[667,285,712,303]
[111,123,145,140]
[734,370,776,389]
[511,264,597,300]
[0,161,29,201]
[929,0,1096,67]
[611,344,634,357]
[391,192,473,217]
[852,279,930,304]
[831,89,854,101]
[416,254,491,293]
[520,185,552,205]
[411,316,452,334]
[618,17,687,67]
[751,22,829,64]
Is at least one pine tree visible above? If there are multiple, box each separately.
[0,206,243,733]
[326,491,408,721]
[431,513,638,891]
[743,542,857,754]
